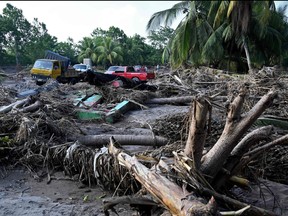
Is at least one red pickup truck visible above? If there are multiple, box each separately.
[104,66,155,82]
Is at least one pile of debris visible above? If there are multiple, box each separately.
[1,65,288,215]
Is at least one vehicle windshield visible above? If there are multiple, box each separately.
[74,64,87,70]
[107,66,119,71]
[33,60,53,70]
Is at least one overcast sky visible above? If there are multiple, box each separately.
[0,1,184,43]
[0,1,287,43]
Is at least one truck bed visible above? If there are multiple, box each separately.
[62,68,80,77]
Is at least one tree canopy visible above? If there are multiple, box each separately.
[147,0,288,72]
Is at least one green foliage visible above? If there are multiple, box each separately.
[147,0,288,71]
[96,37,123,67]
[147,26,174,50]
[1,3,31,65]
[77,37,98,64]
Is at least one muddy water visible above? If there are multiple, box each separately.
[0,167,133,216]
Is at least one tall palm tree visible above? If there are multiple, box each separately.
[208,0,279,71]
[96,37,123,67]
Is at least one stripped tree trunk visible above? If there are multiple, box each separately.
[184,97,211,169]
[108,139,217,216]
[78,134,168,147]
[200,89,277,179]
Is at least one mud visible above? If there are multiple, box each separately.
[0,166,134,216]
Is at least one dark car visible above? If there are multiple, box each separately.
[105,66,119,74]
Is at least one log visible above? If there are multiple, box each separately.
[244,133,288,157]
[17,100,42,113]
[145,96,195,105]
[108,139,217,216]
[78,134,168,147]
[0,97,32,114]
[145,95,227,105]
[103,195,158,215]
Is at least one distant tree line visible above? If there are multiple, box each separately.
[0,3,173,69]
[2,1,288,73]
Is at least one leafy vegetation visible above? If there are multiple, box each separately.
[147,0,288,72]
[0,3,168,69]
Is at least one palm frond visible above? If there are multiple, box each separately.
[202,22,226,64]
[146,1,190,32]
[213,0,229,28]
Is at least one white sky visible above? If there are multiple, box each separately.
[0,1,287,44]
[0,1,184,43]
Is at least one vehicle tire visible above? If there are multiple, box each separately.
[132,77,140,84]
[36,80,45,86]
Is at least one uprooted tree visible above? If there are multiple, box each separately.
[108,87,284,215]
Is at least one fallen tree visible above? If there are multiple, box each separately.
[78,134,168,147]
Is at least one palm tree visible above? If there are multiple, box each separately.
[77,37,98,64]
[96,37,123,67]
[147,1,287,72]
[209,1,284,71]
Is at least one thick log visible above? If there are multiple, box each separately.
[145,95,227,105]
[103,195,158,214]
[17,100,42,113]
[200,90,277,179]
[78,134,168,147]
[0,97,32,114]
[145,96,195,105]
[184,97,211,169]
[108,139,217,216]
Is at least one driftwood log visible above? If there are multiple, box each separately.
[108,139,217,216]
[78,134,168,147]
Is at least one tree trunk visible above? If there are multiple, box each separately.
[184,97,211,169]
[108,139,217,216]
[242,35,252,72]
[200,90,277,179]
[0,97,32,114]
[78,134,168,147]
[145,96,227,105]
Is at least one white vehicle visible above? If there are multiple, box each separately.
[73,64,91,72]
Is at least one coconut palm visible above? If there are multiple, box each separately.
[77,37,98,64]
[147,0,287,71]
[208,0,286,71]
[96,37,123,67]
